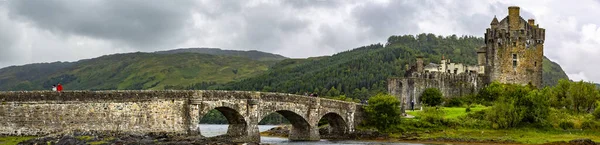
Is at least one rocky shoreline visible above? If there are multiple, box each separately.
[260,125,599,145]
[15,131,244,145]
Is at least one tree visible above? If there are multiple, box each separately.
[421,88,443,106]
[550,79,572,108]
[593,101,600,120]
[476,81,504,105]
[567,81,599,113]
[363,93,402,132]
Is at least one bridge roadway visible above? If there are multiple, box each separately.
[0,90,364,143]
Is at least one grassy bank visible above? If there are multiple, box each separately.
[418,128,600,144]
[396,106,600,144]
[0,136,37,145]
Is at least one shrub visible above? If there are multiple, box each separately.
[465,107,472,113]
[363,93,402,132]
[559,121,575,130]
[445,97,464,107]
[467,110,486,120]
[421,88,443,106]
[421,107,445,125]
[593,101,600,120]
[486,100,524,129]
[476,82,504,105]
[581,120,600,130]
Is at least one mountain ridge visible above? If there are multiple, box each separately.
[0,34,571,95]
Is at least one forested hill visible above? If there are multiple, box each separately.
[0,48,285,91]
[219,34,569,100]
[155,48,287,61]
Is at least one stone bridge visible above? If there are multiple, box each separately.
[0,90,364,143]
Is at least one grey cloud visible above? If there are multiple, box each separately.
[283,0,341,8]
[352,1,419,37]
[5,0,196,49]
[0,6,20,64]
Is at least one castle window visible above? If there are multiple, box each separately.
[512,54,518,68]
[535,61,537,67]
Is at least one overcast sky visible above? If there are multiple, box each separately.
[0,0,599,83]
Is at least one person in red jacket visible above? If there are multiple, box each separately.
[57,83,63,92]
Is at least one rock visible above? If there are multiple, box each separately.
[569,139,597,145]
[56,136,86,145]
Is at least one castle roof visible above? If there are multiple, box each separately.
[424,63,440,69]
[477,47,487,53]
[490,16,499,25]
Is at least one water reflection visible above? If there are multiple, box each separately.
[199,124,440,145]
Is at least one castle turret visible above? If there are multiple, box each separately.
[477,47,487,74]
[416,56,424,72]
[490,16,499,29]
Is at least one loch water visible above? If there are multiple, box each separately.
[199,124,440,145]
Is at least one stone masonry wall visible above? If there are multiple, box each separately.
[0,90,364,142]
[0,91,192,136]
[388,72,484,112]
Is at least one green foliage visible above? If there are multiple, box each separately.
[549,79,572,108]
[581,120,600,130]
[0,49,280,91]
[476,82,504,105]
[445,97,465,107]
[328,95,360,103]
[559,121,575,130]
[566,81,599,113]
[593,101,600,120]
[486,99,524,129]
[363,94,402,132]
[420,107,446,125]
[548,79,599,113]
[484,83,550,129]
[421,88,443,106]
[259,113,289,125]
[542,56,570,87]
[199,109,227,124]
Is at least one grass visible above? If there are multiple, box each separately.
[399,106,600,144]
[406,105,488,119]
[0,136,37,145]
[420,128,600,144]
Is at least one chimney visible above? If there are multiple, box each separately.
[528,19,535,26]
[508,6,521,30]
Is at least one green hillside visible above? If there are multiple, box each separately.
[0,50,280,91]
[155,48,287,61]
[220,34,569,100]
[0,34,569,93]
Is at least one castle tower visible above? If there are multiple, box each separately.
[482,6,545,87]
[416,56,424,72]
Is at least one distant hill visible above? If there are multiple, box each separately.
[542,56,570,87]
[0,35,570,94]
[0,48,284,91]
[155,48,287,61]
[220,34,570,100]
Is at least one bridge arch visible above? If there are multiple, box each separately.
[318,112,349,137]
[198,106,247,137]
[259,109,315,141]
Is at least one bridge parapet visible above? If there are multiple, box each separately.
[0,90,364,143]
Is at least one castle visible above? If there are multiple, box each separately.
[388,6,545,111]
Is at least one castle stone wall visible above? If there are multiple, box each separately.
[388,72,484,112]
